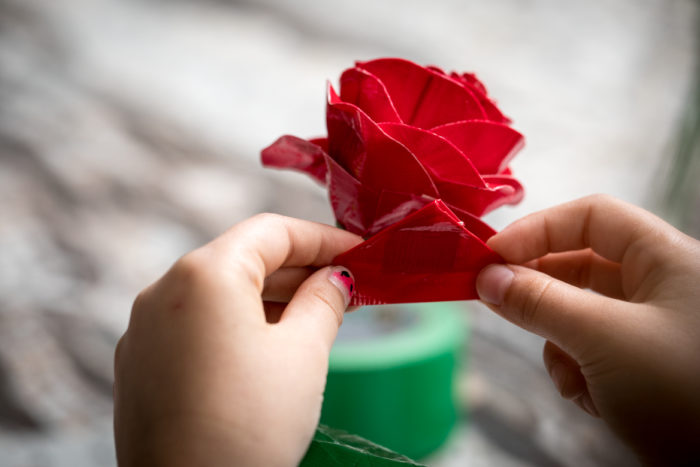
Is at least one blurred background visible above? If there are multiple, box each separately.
[0,0,698,465]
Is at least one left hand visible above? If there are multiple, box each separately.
[114,214,361,466]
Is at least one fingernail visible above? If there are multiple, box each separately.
[476,264,514,305]
[581,393,600,418]
[328,267,354,307]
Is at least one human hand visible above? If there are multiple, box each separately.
[114,214,361,466]
[476,194,700,464]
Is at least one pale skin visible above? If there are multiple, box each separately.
[113,214,362,466]
[114,195,700,466]
[476,194,700,464]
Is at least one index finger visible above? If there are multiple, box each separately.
[488,194,671,265]
[208,213,362,292]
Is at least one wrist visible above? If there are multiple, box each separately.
[117,415,291,467]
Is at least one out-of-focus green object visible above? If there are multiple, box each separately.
[301,424,425,466]
[319,302,465,460]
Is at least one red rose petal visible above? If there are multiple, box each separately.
[482,174,525,204]
[261,135,328,185]
[339,68,402,123]
[334,199,503,305]
[356,58,487,129]
[437,179,523,217]
[324,153,379,236]
[378,122,523,217]
[326,84,439,199]
[378,122,485,188]
[467,89,510,124]
[447,71,510,123]
[368,191,433,237]
[446,204,497,242]
[431,120,524,175]
[451,72,488,95]
[309,137,329,153]
[368,191,499,242]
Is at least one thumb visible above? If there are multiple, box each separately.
[280,266,355,351]
[476,264,617,356]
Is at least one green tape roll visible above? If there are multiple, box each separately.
[319,302,466,461]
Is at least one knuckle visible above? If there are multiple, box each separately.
[586,193,616,207]
[160,250,225,309]
[169,250,214,289]
[233,251,265,291]
[248,212,285,229]
[131,289,149,313]
[309,286,344,327]
[172,250,206,277]
[128,285,156,323]
[510,274,555,329]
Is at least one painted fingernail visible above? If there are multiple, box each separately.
[329,267,354,307]
[476,264,514,305]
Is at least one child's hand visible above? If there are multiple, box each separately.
[114,214,361,466]
[477,194,700,463]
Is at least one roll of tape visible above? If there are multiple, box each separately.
[319,302,466,460]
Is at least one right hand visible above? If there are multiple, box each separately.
[476,194,700,464]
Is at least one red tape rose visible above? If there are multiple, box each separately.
[262,58,525,305]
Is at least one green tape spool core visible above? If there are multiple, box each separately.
[320,302,466,461]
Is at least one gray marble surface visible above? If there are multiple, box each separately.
[0,0,697,465]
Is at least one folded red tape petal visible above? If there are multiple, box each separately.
[261,58,525,305]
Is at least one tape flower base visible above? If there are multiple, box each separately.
[262,58,525,305]
[334,199,502,306]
